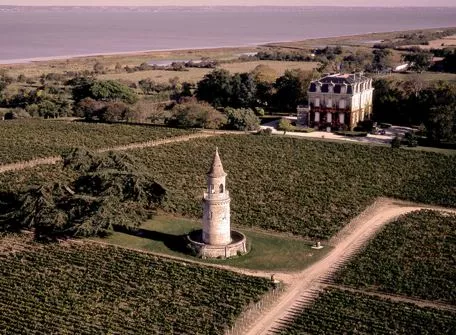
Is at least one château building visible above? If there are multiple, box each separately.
[298,73,374,130]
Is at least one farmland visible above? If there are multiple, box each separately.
[278,288,456,334]
[99,60,318,84]
[0,119,194,164]
[131,135,456,239]
[1,134,456,239]
[0,235,270,335]
[334,210,456,304]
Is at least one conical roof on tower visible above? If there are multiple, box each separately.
[207,147,227,177]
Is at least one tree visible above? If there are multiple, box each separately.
[89,80,138,104]
[441,50,456,73]
[69,76,96,103]
[277,118,294,134]
[167,101,227,129]
[371,49,393,72]
[38,100,58,118]
[403,52,433,72]
[273,69,312,111]
[138,78,162,95]
[132,100,165,123]
[426,104,455,143]
[224,108,260,131]
[251,64,278,84]
[231,73,257,108]
[70,78,138,105]
[74,97,105,119]
[391,135,402,148]
[5,149,166,240]
[93,61,105,74]
[115,62,123,73]
[99,101,130,122]
[196,69,233,107]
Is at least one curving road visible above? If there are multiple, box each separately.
[241,198,456,335]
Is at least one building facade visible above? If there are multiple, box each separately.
[298,73,374,130]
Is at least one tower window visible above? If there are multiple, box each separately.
[219,184,224,193]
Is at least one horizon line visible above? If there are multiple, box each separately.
[1,5,456,8]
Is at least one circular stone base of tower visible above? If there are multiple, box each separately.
[187,230,248,259]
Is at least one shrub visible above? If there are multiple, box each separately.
[335,131,368,137]
[224,107,260,131]
[391,135,402,148]
[166,102,227,129]
[256,128,273,136]
[277,118,295,133]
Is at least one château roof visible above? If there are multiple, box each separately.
[207,147,226,177]
[317,73,370,85]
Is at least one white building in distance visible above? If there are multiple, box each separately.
[298,73,374,130]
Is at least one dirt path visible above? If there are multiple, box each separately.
[0,132,218,174]
[241,199,456,335]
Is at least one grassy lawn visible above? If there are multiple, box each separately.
[99,215,331,272]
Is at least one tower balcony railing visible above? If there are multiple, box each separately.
[204,191,230,200]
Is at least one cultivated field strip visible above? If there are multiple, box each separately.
[0,132,216,174]
[0,240,271,334]
[320,284,456,313]
[242,200,456,335]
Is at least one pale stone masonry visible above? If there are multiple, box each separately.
[299,72,374,130]
[187,148,247,258]
[202,147,232,246]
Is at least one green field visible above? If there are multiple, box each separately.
[278,288,456,334]
[127,135,455,239]
[0,119,194,164]
[1,134,455,240]
[334,210,456,304]
[0,235,270,335]
[101,215,331,271]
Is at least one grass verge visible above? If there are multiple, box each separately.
[98,215,331,272]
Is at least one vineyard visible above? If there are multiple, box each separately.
[0,235,270,335]
[278,288,456,334]
[132,135,456,239]
[1,135,456,239]
[334,210,456,304]
[0,119,193,164]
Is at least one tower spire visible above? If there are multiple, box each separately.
[207,147,226,177]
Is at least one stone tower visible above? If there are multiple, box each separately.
[202,148,231,245]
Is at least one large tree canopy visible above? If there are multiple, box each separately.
[70,78,138,104]
[0,149,166,240]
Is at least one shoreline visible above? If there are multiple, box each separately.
[1,26,455,67]
[0,43,260,66]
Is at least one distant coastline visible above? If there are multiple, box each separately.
[1,26,455,67]
[1,6,455,65]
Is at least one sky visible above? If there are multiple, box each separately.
[0,0,455,7]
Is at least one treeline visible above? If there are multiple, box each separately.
[373,78,456,143]
[373,28,456,49]
[1,65,314,131]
